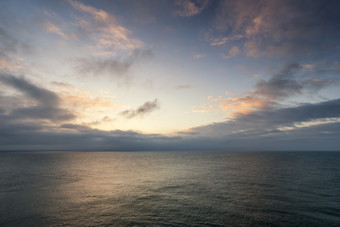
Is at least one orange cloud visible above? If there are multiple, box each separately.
[216,96,270,117]
[229,46,240,56]
[44,22,69,39]
[69,0,143,52]
[52,83,123,114]
[221,45,241,59]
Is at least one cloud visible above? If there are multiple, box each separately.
[9,106,75,122]
[0,58,22,72]
[216,96,271,116]
[192,104,217,113]
[221,45,241,59]
[0,73,75,122]
[229,46,240,57]
[120,99,160,119]
[208,34,244,46]
[75,49,153,82]
[254,63,333,99]
[174,0,210,17]
[191,98,340,137]
[0,89,339,151]
[0,27,32,72]
[213,0,340,59]
[254,64,304,99]
[214,63,337,116]
[0,115,181,151]
[63,95,121,112]
[68,0,144,52]
[0,73,60,106]
[51,81,122,126]
[183,98,340,150]
[84,116,115,126]
[44,21,69,39]
[236,98,340,127]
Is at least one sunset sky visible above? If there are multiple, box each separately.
[1,0,340,151]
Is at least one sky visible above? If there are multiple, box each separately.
[0,0,340,151]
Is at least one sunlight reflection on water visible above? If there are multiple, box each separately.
[0,151,339,226]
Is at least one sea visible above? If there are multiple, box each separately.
[0,151,339,226]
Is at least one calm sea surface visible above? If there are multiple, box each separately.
[0,151,339,226]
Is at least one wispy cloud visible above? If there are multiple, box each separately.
[84,116,115,126]
[192,104,217,113]
[208,34,244,46]
[63,95,121,112]
[52,81,122,125]
[120,99,160,119]
[221,45,241,59]
[69,0,144,52]
[44,21,69,39]
[75,49,153,83]
[216,96,271,116]
[0,58,22,72]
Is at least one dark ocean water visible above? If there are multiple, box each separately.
[0,151,339,226]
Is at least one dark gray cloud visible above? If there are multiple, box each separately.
[120,99,160,119]
[75,49,153,82]
[183,98,340,150]
[191,98,340,139]
[215,62,338,116]
[0,73,59,106]
[237,98,340,127]
[254,63,333,99]
[10,107,74,122]
[0,114,181,151]
[0,73,75,122]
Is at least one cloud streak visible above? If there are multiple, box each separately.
[69,0,144,52]
[0,73,75,122]
[120,99,160,119]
